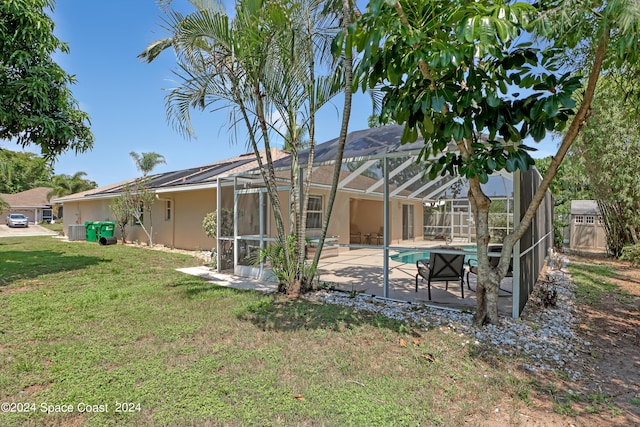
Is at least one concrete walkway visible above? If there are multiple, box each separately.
[176,266,279,293]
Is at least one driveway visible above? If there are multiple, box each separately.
[0,224,58,238]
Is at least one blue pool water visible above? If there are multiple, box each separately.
[390,245,477,264]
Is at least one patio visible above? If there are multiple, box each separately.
[315,245,513,316]
[219,125,553,318]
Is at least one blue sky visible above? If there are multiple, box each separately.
[2,1,559,187]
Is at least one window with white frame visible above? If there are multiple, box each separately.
[598,216,603,225]
[586,216,594,224]
[307,195,323,229]
[166,200,172,221]
[575,215,584,224]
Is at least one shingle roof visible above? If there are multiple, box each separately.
[0,187,52,208]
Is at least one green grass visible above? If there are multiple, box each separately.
[0,237,533,426]
[568,262,633,305]
[40,222,63,233]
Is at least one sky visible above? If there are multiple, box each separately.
[2,0,559,188]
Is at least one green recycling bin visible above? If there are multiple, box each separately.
[85,221,99,242]
[97,221,115,239]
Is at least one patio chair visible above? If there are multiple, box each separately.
[350,224,362,244]
[415,250,466,300]
[374,226,384,245]
[465,245,513,293]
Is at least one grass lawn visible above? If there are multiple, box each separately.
[39,223,63,234]
[0,237,533,426]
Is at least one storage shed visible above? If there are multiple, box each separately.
[569,200,606,252]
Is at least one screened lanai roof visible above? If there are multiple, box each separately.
[260,124,513,202]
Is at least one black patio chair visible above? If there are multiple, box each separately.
[415,250,466,300]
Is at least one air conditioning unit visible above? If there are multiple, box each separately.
[68,224,86,241]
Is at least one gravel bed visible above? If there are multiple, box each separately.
[306,256,588,380]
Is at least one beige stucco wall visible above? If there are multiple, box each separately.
[262,188,424,245]
[62,188,222,250]
[62,184,424,250]
[63,199,113,229]
[169,189,217,250]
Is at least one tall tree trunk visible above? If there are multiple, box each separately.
[310,0,353,278]
[297,10,317,292]
[471,28,611,324]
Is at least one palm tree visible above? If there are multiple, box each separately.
[129,152,166,177]
[47,172,97,200]
[140,0,355,295]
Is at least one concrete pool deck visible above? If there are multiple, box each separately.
[178,240,514,316]
[314,246,513,316]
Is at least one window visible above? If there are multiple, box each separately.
[598,216,603,225]
[307,195,323,229]
[586,216,594,224]
[575,215,584,224]
[166,200,172,221]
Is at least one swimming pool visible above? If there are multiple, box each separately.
[390,245,477,264]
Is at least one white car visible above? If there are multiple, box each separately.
[7,214,29,228]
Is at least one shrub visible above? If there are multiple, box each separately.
[620,244,640,267]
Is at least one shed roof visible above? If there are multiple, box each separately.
[571,200,600,216]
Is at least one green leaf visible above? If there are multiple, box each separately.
[432,94,445,113]
[401,125,418,144]
[452,122,464,141]
[530,122,546,141]
[487,90,500,108]
[542,97,559,117]
[487,157,497,171]
[423,115,435,134]
[331,31,344,56]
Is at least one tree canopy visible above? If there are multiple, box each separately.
[46,171,97,200]
[129,152,167,177]
[0,0,94,159]
[141,0,354,294]
[353,0,640,324]
[0,149,53,193]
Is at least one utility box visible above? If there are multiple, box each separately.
[68,224,86,241]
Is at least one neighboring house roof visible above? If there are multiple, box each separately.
[52,149,290,203]
[571,200,601,216]
[0,187,52,208]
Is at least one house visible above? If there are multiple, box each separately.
[1,187,54,224]
[52,149,290,250]
[53,125,554,318]
[569,200,607,252]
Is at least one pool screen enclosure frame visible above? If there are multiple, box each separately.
[217,125,554,318]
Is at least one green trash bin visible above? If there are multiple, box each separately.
[85,221,99,242]
[97,221,115,239]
